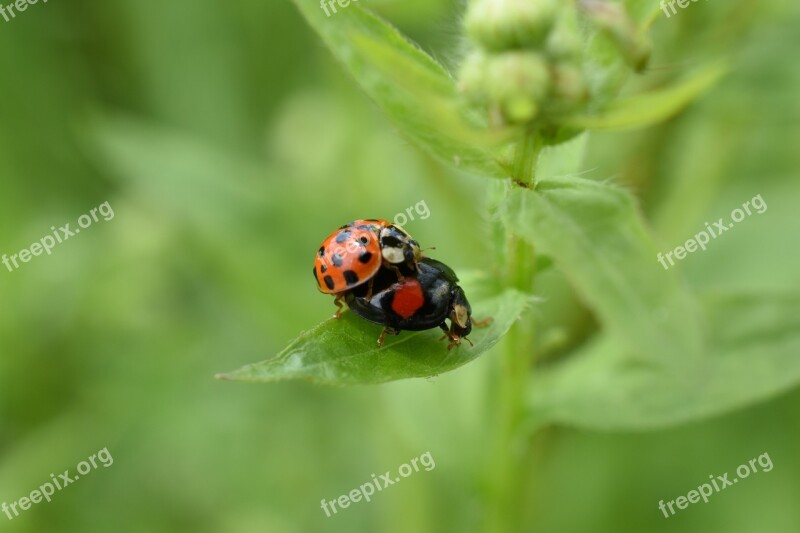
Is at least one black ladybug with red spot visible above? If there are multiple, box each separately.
[346,258,475,350]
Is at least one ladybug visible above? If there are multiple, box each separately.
[313,219,423,317]
[344,258,477,350]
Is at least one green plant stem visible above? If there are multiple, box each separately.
[485,134,541,533]
[511,128,542,188]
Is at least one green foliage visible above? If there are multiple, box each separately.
[531,292,800,429]
[219,282,531,385]
[2,0,799,532]
[565,63,728,130]
[292,0,514,178]
[503,176,703,363]
[231,0,724,396]
[225,0,795,441]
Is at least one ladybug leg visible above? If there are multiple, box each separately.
[385,262,405,282]
[364,277,375,301]
[438,322,475,350]
[378,329,388,347]
[446,334,461,351]
[377,327,400,348]
[438,323,462,351]
[333,294,345,319]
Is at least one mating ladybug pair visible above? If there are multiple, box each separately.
[313,219,479,349]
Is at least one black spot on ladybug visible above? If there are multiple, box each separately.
[323,275,335,290]
[335,231,351,244]
[359,236,369,244]
[344,270,359,285]
[313,266,320,284]
[332,254,343,267]
[358,251,373,264]
[320,263,327,273]
[318,247,325,257]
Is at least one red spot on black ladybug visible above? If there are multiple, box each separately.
[323,276,335,290]
[343,270,359,286]
[391,279,424,319]
[358,251,373,264]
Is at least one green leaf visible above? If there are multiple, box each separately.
[536,133,589,179]
[503,177,703,363]
[292,0,513,178]
[578,0,672,105]
[566,63,727,130]
[623,0,665,26]
[530,292,800,430]
[351,34,521,149]
[217,281,532,385]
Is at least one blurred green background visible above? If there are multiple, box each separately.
[0,0,798,532]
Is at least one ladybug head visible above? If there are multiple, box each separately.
[379,225,422,265]
[449,286,473,339]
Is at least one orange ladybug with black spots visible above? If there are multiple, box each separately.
[313,219,422,317]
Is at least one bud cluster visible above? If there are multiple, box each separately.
[458,0,589,126]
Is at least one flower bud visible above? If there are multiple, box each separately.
[459,50,551,124]
[581,0,650,71]
[465,0,559,52]
[487,51,551,123]
[458,51,491,104]
[545,9,582,61]
[548,63,589,113]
